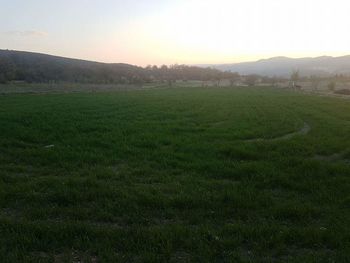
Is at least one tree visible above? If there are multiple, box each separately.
[245,75,258,86]
[291,70,299,82]
[290,70,299,89]
[270,76,277,87]
[310,75,319,91]
[328,81,336,92]
[228,72,240,87]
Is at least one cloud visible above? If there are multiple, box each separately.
[3,30,48,37]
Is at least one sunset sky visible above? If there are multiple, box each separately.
[1,0,350,66]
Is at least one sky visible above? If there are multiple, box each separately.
[1,0,350,66]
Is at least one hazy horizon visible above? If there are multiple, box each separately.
[1,0,350,66]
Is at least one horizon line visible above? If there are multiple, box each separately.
[1,48,350,67]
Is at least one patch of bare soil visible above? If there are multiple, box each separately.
[334,89,350,95]
[304,90,350,100]
[245,122,311,142]
[33,250,98,263]
[170,251,191,263]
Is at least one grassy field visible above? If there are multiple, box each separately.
[0,87,349,262]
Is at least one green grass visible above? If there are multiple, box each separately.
[0,87,349,262]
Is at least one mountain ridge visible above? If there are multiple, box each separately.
[203,55,350,77]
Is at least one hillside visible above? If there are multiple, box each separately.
[209,56,350,77]
[0,50,229,84]
[0,50,147,84]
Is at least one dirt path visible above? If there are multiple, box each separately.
[313,150,350,163]
[245,122,311,142]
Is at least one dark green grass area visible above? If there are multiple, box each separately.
[0,87,349,262]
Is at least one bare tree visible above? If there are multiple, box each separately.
[245,75,258,86]
[310,75,320,91]
[290,70,299,89]
[229,72,240,87]
[270,76,277,87]
[328,81,336,92]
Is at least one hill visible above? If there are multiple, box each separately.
[208,55,350,77]
[0,50,236,85]
[0,50,148,84]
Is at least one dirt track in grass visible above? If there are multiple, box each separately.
[245,122,311,142]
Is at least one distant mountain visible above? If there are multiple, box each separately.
[206,56,350,77]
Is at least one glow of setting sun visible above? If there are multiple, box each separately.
[125,0,350,65]
[1,0,350,65]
